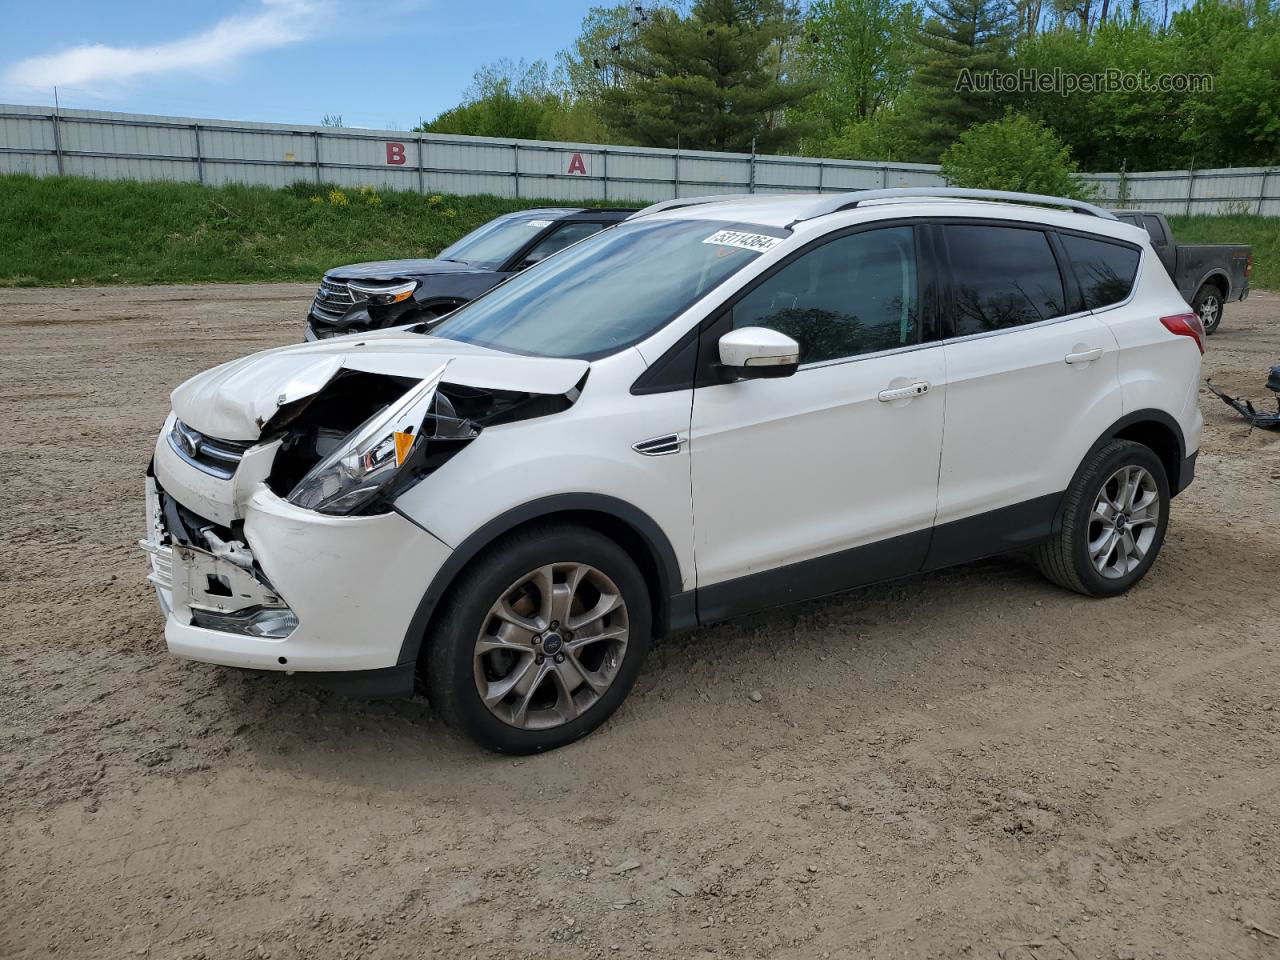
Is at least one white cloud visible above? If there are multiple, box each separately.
[2,0,330,96]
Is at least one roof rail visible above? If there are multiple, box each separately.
[787,187,1117,226]
[626,194,753,220]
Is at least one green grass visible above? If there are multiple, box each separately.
[1,175,1277,289]
[0,175,605,286]
[1168,213,1280,290]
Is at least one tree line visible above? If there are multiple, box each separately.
[415,0,1279,184]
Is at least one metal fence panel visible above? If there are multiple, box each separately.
[0,103,1275,215]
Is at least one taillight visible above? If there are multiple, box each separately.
[1245,254,1253,278]
[1160,312,1205,354]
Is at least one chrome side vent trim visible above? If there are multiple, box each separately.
[632,434,684,457]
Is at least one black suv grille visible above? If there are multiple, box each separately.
[311,278,366,323]
[168,419,254,479]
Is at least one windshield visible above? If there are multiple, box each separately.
[428,218,780,360]
[436,213,562,267]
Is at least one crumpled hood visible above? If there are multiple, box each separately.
[325,258,486,280]
[171,334,589,441]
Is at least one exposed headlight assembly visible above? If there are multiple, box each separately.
[286,362,477,515]
[348,279,418,305]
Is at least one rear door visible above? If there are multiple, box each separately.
[689,223,947,618]
[927,220,1123,567]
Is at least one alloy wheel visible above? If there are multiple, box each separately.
[1087,465,1160,579]
[473,562,629,730]
[1199,294,1221,329]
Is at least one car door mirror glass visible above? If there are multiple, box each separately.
[718,326,800,379]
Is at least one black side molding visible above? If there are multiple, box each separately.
[923,492,1062,571]
[696,528,931,625]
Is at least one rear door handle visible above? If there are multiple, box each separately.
[1064,347,1103,364]
[878,381,931,402]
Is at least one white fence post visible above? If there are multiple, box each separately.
[193,123,204,185]
[416,135,424,194]
[50,109,64,176]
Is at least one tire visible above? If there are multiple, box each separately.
[1034,439,1170,598]
[421,523,652,754]
[1191,282,1224,335]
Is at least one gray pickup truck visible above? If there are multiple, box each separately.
[1110,209,1251,334]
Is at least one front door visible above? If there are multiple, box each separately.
[689,224,947,620]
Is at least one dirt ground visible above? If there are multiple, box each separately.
[1,284,1278,960]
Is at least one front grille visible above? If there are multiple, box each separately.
[168,419,254,479]
[311,278,365,323]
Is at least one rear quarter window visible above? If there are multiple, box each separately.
[1060,234,1141,310]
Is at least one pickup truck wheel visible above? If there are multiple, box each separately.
[1034,440,1170,598]
[422,524,652,754]
[1191,283,1224,335]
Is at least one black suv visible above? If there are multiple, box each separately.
[304,207,636,340]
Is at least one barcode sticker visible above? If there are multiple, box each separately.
[702,229,783,253]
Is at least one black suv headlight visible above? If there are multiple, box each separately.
[347,280,418,305]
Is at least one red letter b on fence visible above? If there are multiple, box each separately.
[386,142,406,165]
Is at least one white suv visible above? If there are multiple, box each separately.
[142,188,1206,753]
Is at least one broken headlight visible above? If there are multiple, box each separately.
[286,362,477,515]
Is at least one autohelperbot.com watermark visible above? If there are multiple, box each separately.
[956,67,1213,96]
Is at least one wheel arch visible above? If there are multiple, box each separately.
[1194,269,1230,300]
[396,494,689,668]
[1096,409,1187,498]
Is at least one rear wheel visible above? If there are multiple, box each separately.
[1035,440,1170,597]
[422,524,651,753]
[1191,283,1224,335]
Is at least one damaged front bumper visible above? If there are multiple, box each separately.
[142,458,451,682]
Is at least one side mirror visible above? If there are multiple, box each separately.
[717,326,800,379]
[517,252,547,271]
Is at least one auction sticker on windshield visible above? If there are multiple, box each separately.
[702,229,783,253]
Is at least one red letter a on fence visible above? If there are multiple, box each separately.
[567,153,588,175]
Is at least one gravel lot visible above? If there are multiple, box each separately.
[2,284,1278,960]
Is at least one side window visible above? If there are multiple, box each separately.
[1117,214,1141,228]
[1060,233,1141,310]
[1141,214,1168,245]
[730,226,918,364]
[944,224,1066,334]
[519,222,606,267]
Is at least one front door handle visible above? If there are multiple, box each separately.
[1064,347,1103,364]
[878,381,931,402]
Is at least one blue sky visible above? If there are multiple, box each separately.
[0,0,593,128]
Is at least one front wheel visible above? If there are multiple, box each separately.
[422,524,652,753]
[1035,440,1170,597]
[1191,283,1224,335]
